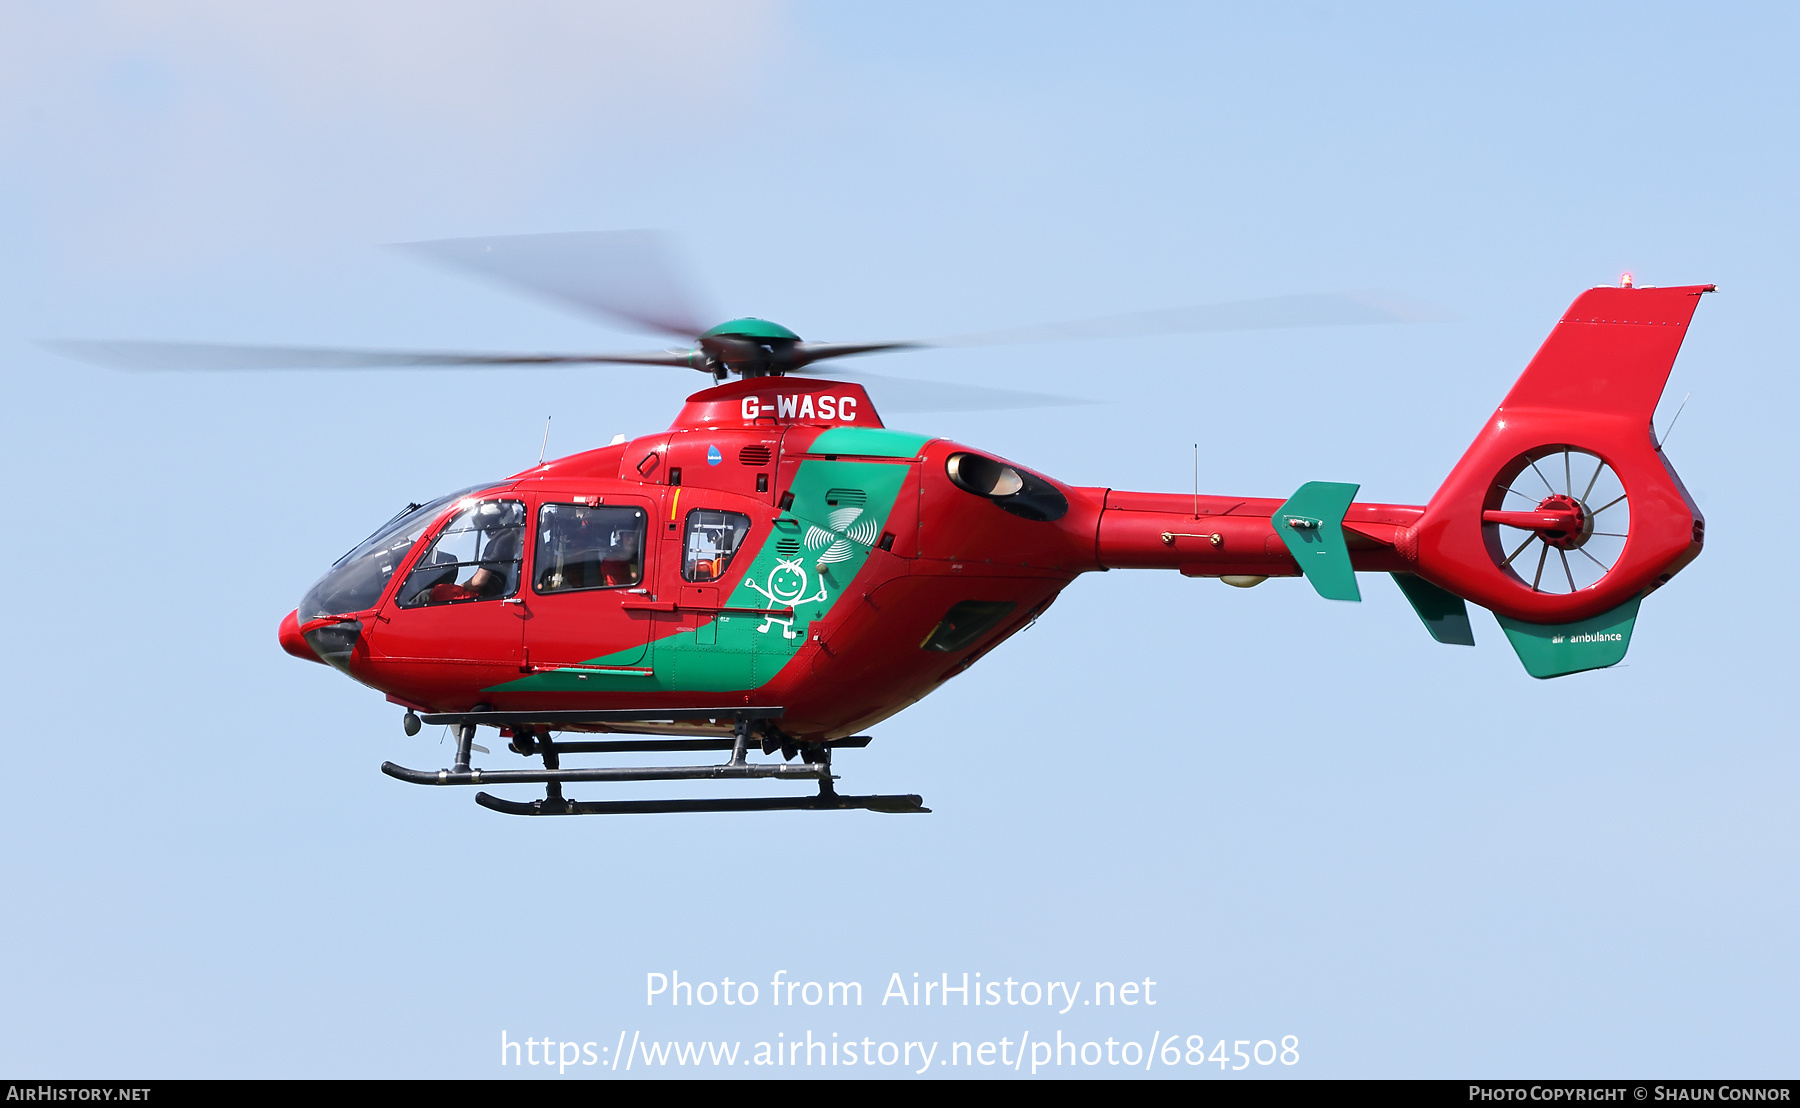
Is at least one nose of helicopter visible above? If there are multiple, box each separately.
[279,609,324,664]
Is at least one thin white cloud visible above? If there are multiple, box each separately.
[0,1,788,257]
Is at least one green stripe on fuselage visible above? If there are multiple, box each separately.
[808,427,931,458]
[489,457,912,694]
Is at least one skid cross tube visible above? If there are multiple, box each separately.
[451,722,475,774]
[729,717,751,767]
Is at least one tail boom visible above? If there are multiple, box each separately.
[1095,490,1423,577]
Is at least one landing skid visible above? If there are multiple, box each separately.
[473,782,927,817]
[383,708,928,816]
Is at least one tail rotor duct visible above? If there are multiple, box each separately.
[1482,447,1630,596]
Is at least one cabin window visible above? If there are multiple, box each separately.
[683,509,751,583]
[397,499,526,607]
[534,504,646,593]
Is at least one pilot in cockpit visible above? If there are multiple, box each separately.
[463,514,524,598]
[403,500,526,606]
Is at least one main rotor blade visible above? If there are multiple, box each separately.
[44,339,705,372]
[796,368,1091,414]
[929,290,1452,347]
[393,230,716,339]
[787,340,923,368]
[773,289,1449,379]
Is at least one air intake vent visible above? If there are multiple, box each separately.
[776,538,802,557]
[739,445,773,467]
[824,488,867,508]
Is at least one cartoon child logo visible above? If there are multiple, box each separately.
[743,557,829,639]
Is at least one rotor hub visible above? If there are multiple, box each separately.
[699,318,804,380]
[1534,493,1590,550]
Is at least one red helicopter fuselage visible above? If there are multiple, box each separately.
[280,375,1423,740]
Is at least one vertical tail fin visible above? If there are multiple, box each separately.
[1410,284,1711,675]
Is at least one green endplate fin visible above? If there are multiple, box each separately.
[1494,597,1641,679]
[1391,573,1475,646]
[808,427,932,458]
[1273,481,1361,602]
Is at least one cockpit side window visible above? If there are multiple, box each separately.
[535,504,646,593]
[297,482,499,621]
[397,499,526,608]
[682,509,751,583]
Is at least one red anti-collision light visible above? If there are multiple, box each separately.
[279,609,325,664]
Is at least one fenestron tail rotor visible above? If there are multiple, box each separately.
[1483,446,1631,595]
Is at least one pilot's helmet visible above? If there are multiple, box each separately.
[475,500,520,531]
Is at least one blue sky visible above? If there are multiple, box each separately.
[1,1,1794,1078]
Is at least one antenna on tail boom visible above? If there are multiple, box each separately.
[1655,392,1690,451]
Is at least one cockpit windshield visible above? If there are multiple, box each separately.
[297,483,496,621]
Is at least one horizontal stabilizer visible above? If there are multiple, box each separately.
[1273,481,1361,601]
[1391,573,1475,646]
[1494,598,1641,678]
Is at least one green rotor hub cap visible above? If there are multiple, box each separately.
[702,318,801,341]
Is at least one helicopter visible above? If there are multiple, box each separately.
[56,234,1710,816]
